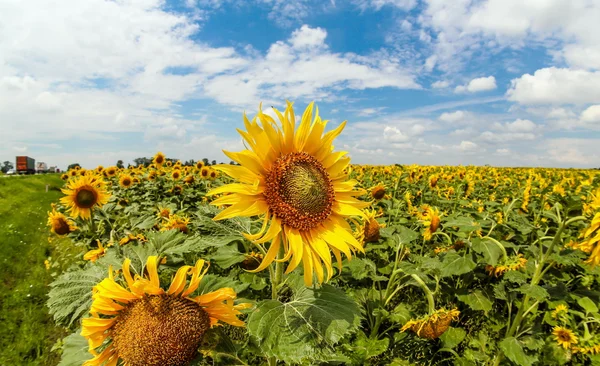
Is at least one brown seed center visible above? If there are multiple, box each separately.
[265,152,334,231]
[75,187,97,208]
[111,294,210,366]
[53,218,72,235]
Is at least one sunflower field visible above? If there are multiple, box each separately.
[45,102,600,366]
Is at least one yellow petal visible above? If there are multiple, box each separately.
[285,228,304,274]
[248,234,281,273]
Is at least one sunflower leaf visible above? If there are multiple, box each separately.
[456,290,493,314]
[47,265,106,327]
[57,331,92,366]
[440,252,476,277]
[499,337,537,366]
[247,275,360,363]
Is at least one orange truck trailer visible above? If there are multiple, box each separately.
[16,156,36,174]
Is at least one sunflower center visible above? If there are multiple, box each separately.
[123,178,131,186]
[111,294,210,366]
[75,188,97,208]
[53,218,72,235]
[265,152,334,231]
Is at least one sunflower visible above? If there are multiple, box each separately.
[147,171,157,181]
[61,173,69,180]
[81,256,250,366]
[552,304,569,320]
[157,205,172,219]
[105,166,117,177]
[47,208,77,235]
[195,161,204,170]
[207,101,368,286]
[84,241,106,262]
[421,206,441,241]
[153,151,166,166]
[119,174,134,188]
[209,170,218,179]
[553,326,578,349]
[200,166,210,178]
[485,254,527,277]
[96,165,104,173]
[161,214,191,233]
[183,175,195,184]
[401,308,460,339]
[171,169,182,180]
[370,183,387,200]
[60,175,110,220]
[355,209,384,243]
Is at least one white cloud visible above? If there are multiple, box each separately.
[495,148,510,155]
[439,110,467,123]
[543,138,600,166]
[203,25,420,107]
[458,140,478,152]
[354,0,417,11]
[580,105,600,124]
[503,119,536,133]
[290,25,327,48]
[455,76,497,93]
[383,126,410,143]
[507,67,600,105]
[431,80,450,89]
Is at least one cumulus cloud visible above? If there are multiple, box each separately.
[580,105,600,124]
[507,67,600,105]
[439,110,467,123]
[455,76,497,93]
[431,80,450,89]
[383,126,410,143]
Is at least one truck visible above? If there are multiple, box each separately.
[36,162,48,173]
[16,156,35,174]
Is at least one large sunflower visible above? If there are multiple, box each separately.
[81,256,249,366]
[207,101,368,286]
[60,175,110,220]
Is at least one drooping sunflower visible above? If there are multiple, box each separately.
[153,151,166,166]
[119,174,134,188]
[161,214,191,233]
[401,308,460,339]
[553,326,578,349]
[207,101,368,286]
[485,254,528,277]
[354,209,384,244]
[60,175,110,220]
[83,240,106,262]
[47,207,77,235]
[81,256,250,366]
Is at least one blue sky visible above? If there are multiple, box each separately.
[1,0,600,169]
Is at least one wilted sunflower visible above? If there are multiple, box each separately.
[60,175,110,220]
[83,241,106,262]
[355,209,384,243]
[47,208,77,235]
[553,326,578,349]
[401,308,460,339]
[119,174,134,188]
[207,101,368,286]
[81,256,250,366]
[153,151,166,166]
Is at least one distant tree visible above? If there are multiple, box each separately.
[116,160,125,169]
[202,158,209,166]
[229,160,235,165]
[1,161,14,173]
[184,159,195,166]
[211,160,217,166]
[67,163,81,170]
[133,157,152,167]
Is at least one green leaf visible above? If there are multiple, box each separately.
[471,238,501,266]
[499,337,537,366]
[347,331,389,362]
[516,284,549,302]
[456,290,493,314]
[131,214,157,229]
[47,265,106,326]
[209,245,247,269]
[395,225,419,244]
[345,258,387,281]
[247,276,360,363]
[577,297,599,314]
[58,332,92,366]
[389,303,412,325]
[445,216,481,232]
[440,327,467,349]
[440,252,476,277]
[504,271,528,284]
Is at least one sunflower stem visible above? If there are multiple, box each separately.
[271,244,285,300]
[411,274,435,315]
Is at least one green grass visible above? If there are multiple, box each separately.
[0,175,80,365]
